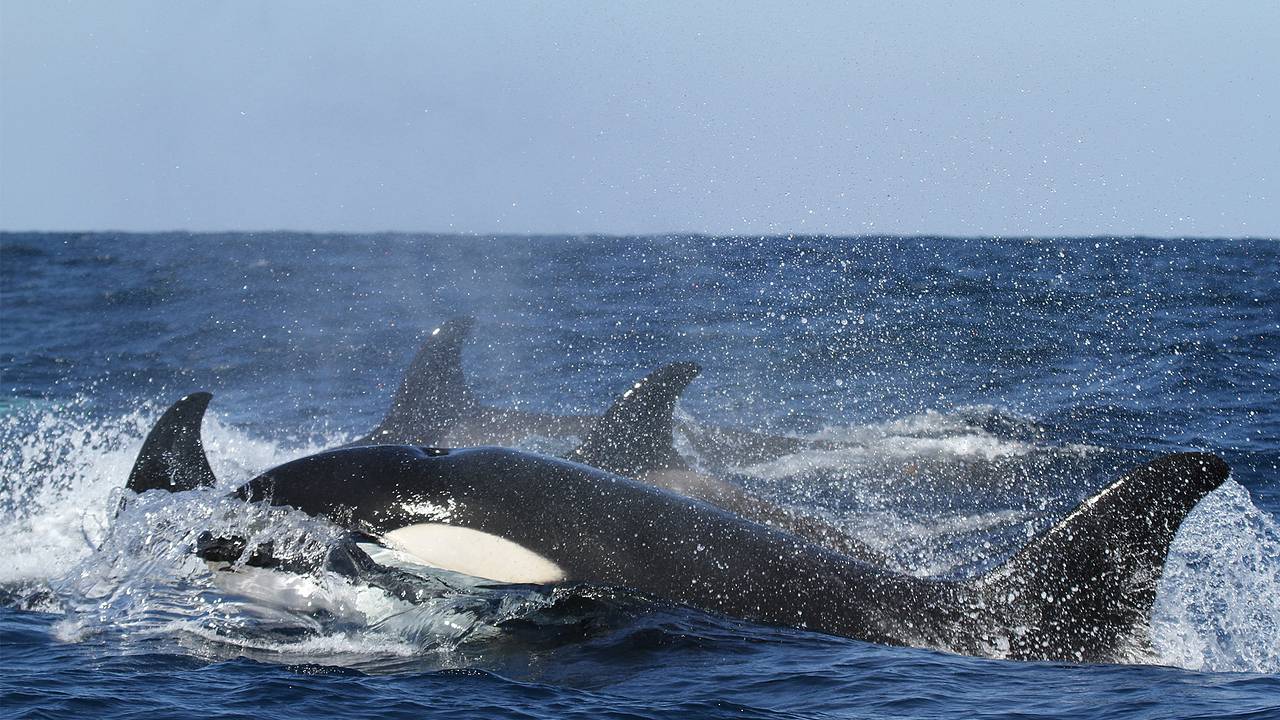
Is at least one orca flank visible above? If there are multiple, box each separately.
[324,322,886,563]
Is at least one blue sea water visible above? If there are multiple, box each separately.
[1,234,1277,719]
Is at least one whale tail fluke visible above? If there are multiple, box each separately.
[363,316,477,445]
[971,452,1229,661]
[566,362,702,477]
[126,392,218,494]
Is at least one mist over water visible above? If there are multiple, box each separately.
[2,234,1277,718]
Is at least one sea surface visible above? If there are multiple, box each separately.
[1,234,1277,719]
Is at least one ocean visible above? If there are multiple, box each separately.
[1,234,1277,719]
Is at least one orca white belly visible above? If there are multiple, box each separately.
[381,523,566,585]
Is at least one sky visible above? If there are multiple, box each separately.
[1,1,1277,236]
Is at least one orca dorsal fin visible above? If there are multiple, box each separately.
[976,452,1229,661]
[566,362,701,477]
[364,316,477,445]
[126,392,218,494]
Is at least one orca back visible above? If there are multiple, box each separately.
[566,362,701,476]
[362,316,478,445]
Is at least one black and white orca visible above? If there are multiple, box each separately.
[125,392,1229,663]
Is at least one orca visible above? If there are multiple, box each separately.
[356,317,595,448]
[125,392,1230,663]
[355,316,824,468]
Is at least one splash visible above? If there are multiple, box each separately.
[699,407,1108,577]
[735,406,1097,480]
[0,397,153,585]
[1150,480,1280,673]
[0,395,341,586]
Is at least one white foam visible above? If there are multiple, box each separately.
[1150,480,1280,673]
[0,400,150,583]
[0,398,341,585]
[727,407,1092,480]
[742,435,1029,480]
[0,398,547,661]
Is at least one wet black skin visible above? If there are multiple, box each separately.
[346,322,889,562]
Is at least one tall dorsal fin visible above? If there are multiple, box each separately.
[975,452,1229,661]
[566,362,701,477]
[364,316,477,445]
[126,392,218,493]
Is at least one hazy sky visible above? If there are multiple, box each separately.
[2,2,1277,236]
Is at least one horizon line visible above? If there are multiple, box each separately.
[2,229,1276,242]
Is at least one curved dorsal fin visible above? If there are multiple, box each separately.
[566,362,701,477]
[126,392,218,493]
[976,451,1229,661]
[364,316,477,445]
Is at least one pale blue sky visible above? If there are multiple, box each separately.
[2,1,1277,236]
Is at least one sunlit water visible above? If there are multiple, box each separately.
[2,235,1277,718]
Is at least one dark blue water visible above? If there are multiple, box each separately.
[2,234,1278,719]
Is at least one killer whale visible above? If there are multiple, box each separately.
[354,316,823,467]
[357,317,596,447]
[125,392,1230,662]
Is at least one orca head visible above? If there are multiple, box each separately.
[237,445,569,586]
